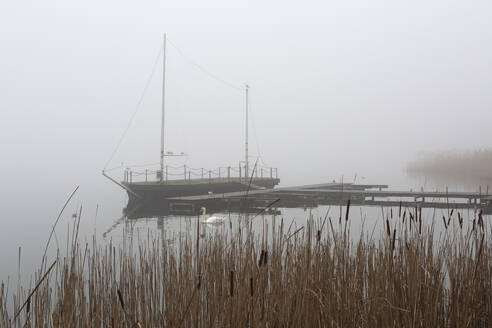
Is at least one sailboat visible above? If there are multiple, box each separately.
[104,34,280,214]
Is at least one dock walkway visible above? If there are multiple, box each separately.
[168,183,492,214]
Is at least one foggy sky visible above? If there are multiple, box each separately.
[1,0,492,282]
[1,0,491,207]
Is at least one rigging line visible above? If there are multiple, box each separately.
[105,164,125,172]
[103,44,164,170]
[166,38,244,92]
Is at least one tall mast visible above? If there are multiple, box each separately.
[245,84,249,179]
[160,33,167,182]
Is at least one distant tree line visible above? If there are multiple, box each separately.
[407,149,492,180]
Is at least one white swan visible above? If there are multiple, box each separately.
[199,207,226,225]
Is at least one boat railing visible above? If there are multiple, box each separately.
[123,164,278,184]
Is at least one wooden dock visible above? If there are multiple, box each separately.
[166,183,492,215]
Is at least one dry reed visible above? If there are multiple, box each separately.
[407,149,492,183]
[1,206,491,327]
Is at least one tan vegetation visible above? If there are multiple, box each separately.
[1,206,491,327]
[407,149,492,182]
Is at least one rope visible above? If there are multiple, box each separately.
[165,165,183,169]
[189,171,202,176]
[125,163,278,182]
[103,36,272,175]
[129,170,158,175]
[166,172,186,177]
[104,164,125,172]
[103,44,164,170]
[185,166,202,171]
[167,38,244,92]
[104,36,259,173]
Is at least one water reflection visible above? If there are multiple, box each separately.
[103,184,491,246]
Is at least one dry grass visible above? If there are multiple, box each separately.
[1,205,491,327]
[407,149,492,182]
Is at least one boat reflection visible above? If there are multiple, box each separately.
[124,199,282,220]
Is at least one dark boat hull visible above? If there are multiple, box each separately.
[123,178,280,216]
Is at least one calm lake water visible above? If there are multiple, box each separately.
[1,167,489,287]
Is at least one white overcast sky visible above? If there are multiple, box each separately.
[1,0,492,279]
[1,0,491,199]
